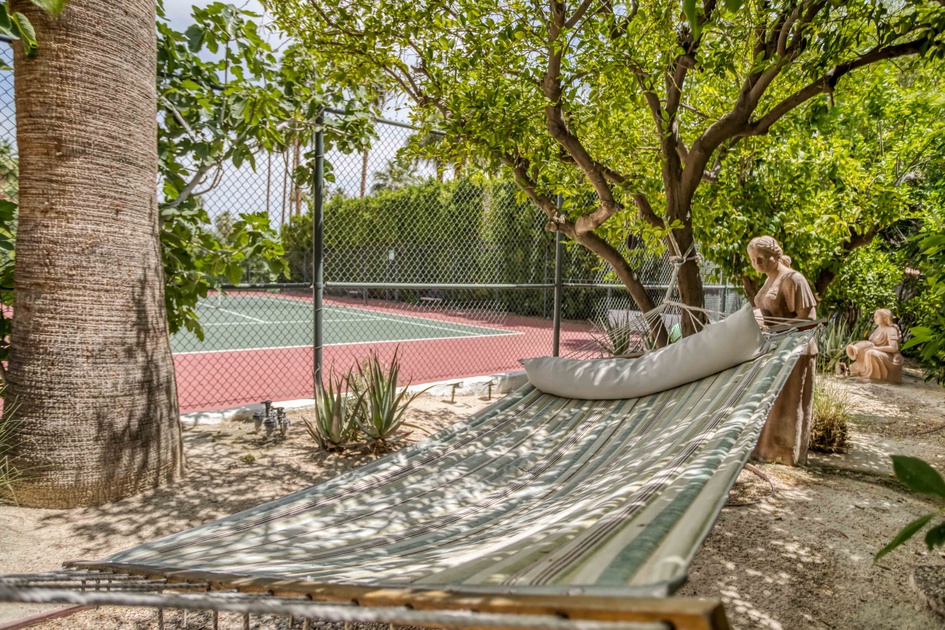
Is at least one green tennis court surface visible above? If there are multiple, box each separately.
[171,294,518,354]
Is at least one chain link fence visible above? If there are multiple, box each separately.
[1,44,743,412]
[1,41,16,361]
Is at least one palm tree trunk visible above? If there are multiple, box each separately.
[8,0,184,507]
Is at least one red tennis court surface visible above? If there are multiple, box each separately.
[175,294,598,413]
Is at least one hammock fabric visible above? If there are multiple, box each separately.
[0,331,813,630]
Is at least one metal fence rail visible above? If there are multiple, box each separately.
[1,40,743,412]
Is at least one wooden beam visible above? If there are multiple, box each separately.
[66,560,730,630]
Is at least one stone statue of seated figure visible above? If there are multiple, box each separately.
[847,308,904,384]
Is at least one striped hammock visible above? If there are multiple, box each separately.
[0,330,813,630]
[95,330,810,597]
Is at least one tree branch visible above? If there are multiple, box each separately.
[814,227,878,295]
[743,38,931,138]
[747,0,828,107]
[566,228,668,346]
[543,0,622,234]
[597,165,666,230]
[565,0,595,29]
[501,155,559,221]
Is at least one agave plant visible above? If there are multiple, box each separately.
[350,349,429,445]
[589,310,654,357]
[303,370,361,451]
[817,315,871,375]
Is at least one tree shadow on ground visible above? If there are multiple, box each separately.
[35,398,489,563]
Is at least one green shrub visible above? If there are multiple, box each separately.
[303,370,362,451]
[278,178,603,318]
[900,222,945,384]
[809,380,850,454]
[588,312,679,356]
[350,349,428,444]
[590,311,643,357]
[821,243,903,324]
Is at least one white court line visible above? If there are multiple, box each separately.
[173,330,523,355]
[203,317,403,327]
[204,311,508,337]
[202,296,512,336]
[205,319,313,327]
[339,312,508,337]
[217,308,268,323]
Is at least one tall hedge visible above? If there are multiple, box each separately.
[280,177,609,318]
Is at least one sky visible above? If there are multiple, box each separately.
[164,0,265,30]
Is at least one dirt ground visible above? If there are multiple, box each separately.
[2,370,945,629]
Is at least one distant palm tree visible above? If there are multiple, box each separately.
[361,79,391,198]
[371,158,421,193]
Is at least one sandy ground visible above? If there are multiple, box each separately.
[1,370,945,629]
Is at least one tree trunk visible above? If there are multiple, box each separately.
[670,223,708,337]
[741,274,760,307]
[568,228,669,347]
[8,0,184,507]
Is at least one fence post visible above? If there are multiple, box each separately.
[313,115,325,387]
[552,194,564,357]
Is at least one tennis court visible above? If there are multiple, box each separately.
[170,291,568,412]
[171,292,520,354]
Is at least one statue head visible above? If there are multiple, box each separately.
[747,236,792,275]
[874,308,894,327]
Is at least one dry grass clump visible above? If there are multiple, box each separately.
[810,380,850,453]
[0,396,24,504]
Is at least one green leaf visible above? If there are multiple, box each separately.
[723,0,743,11]
[0,6,11,31]
[0,200,17,221]
[12,12,37,53]
[892,456,945,498]
[682,0,698,33]
[29,0,68,16]
[224,263,243,285]
[926,523,945,550]
[876,512,935,561]
[184,24,204,52]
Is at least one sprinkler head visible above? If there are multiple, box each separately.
[276,408,289,437]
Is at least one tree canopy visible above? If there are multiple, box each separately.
[265,0,945,337]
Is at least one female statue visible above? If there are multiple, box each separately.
[847,309,904,384]
[746,236,818,465]
[747,236,818,325]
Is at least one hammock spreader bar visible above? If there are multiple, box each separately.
[0,567,721,630]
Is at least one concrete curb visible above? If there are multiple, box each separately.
[179,370,530,426]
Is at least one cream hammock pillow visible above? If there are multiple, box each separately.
[520,304,765,400]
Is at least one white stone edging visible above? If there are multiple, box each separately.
[179,370,529,426]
